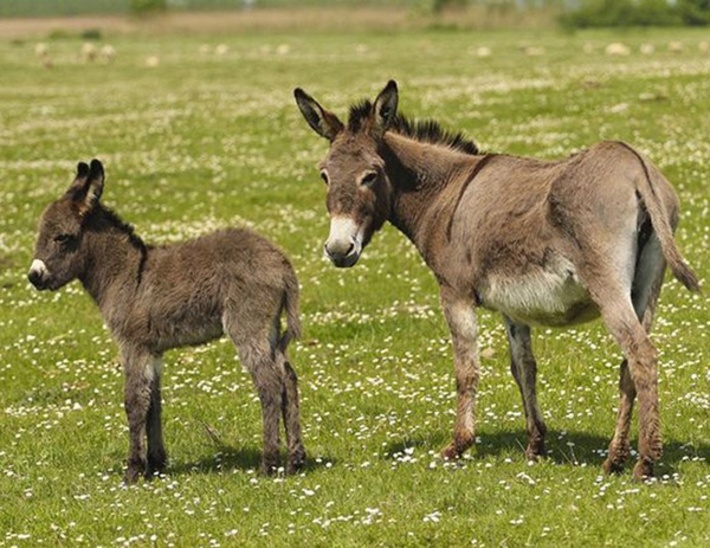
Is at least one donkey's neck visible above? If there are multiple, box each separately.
[382,133,479,261]
[80,209,147,312]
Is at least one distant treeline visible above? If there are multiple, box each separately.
[0,0,707,27]
[561,0,710,27]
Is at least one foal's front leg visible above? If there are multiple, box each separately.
[440,287,480,460]
[145,357,167,477]
[122,347,157,483]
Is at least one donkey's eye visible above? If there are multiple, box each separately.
[361,172,378,186]
[320,170,329,185]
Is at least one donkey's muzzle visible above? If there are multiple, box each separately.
[324,242,360,268]
[324,217,363,268]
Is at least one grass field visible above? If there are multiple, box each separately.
[0,17,708,546]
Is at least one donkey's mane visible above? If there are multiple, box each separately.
[347,100,479,155]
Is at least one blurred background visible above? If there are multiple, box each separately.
[0,0,708,30]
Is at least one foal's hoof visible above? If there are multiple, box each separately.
[124,465,144,485]
[147,453,168,479]
[261,455,282,476]
[525,444,547,463]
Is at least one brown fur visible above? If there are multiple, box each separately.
[295,80,700,480]
[28,159,305,482]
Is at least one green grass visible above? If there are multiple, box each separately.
[1,23,708,546]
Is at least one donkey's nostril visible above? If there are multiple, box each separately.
[324,241,354,259]
[324,240,360,268]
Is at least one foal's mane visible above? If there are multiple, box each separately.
[348,100,479,155]
[86,204,150,254]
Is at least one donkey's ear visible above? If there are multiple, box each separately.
[294,88,344,142]
[68,159,104,216]
[372,80,398,137]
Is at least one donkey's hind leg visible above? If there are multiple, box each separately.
[585,259,663,480]
[603,233,666,476]
[504,317,547,461]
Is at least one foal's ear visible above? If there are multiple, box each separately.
[294,88,344,142]
[372,80,398,137]
[68,159,105,216]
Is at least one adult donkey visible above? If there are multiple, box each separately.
[28,159,305,482]
[294,80,700,480]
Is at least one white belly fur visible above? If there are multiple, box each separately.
[478,255,599,327]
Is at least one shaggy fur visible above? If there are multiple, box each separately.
[28,159,306,482]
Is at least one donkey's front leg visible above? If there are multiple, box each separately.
[122,347,155,483]
[503,317,547,460]
[440,287,480,460]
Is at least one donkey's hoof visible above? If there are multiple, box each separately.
[632,459,654,482]
[602,457,626,476]
[440,443,462,461]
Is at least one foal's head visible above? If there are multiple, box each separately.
[28,159,104,290]
[294,80,400,267]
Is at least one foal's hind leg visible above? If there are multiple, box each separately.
[281,358,306,473]
[224,313,284,475]
[604,235,666,476]
[440,287,480,460]
[504,317,547,461]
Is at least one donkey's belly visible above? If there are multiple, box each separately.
[478,259,599,327]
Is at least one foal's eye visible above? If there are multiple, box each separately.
[320,170,329,185]
[54,233,74,245]
[361,171,377,187]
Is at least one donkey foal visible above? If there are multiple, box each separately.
[28,159,306,482]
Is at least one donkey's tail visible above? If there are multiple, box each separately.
[620,142,701,293]
[279,264,302,353]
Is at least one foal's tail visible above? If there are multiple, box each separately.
[279,265,302,353]
[620,141,701,293]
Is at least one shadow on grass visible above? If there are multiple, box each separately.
[384,429,708,475]
[168,445,336,477]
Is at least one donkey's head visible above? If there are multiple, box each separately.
[294,81,399,267]
[28,159,104,291]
